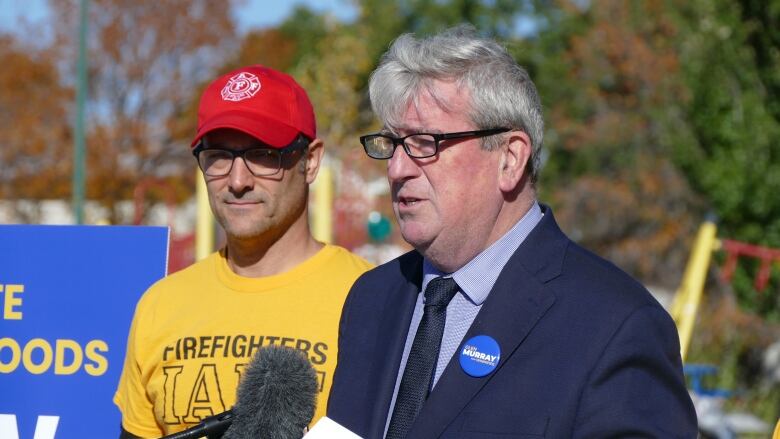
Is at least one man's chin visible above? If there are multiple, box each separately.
[220,222,269,242]
[399,225,433,253]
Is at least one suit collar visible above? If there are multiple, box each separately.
[422,201,544,306]
[367,251,424,439]
[516,204,568,283]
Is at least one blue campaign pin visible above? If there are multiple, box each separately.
[459,335,501,377]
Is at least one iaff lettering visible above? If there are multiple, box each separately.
[162,335,327,365]
[461,346,498,364]
[159,362,327,425]
[0,337,108,376]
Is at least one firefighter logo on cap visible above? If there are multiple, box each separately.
[221,72,261,102]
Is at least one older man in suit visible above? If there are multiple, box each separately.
[327,25,697,438]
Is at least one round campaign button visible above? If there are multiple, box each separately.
[459,335,501,377]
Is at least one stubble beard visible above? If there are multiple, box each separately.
[223,215,274,241]
[211,189,275,242]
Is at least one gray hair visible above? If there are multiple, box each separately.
[369,24,544,183]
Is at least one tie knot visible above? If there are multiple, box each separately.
[424,276,458,307]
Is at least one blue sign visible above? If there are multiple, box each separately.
[459,335,501,378]
[0,225,169,439]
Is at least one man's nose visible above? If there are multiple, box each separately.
[387,145,419,183]
[228,156,255,192]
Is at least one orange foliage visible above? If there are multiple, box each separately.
[547,0,702,287]
[554,0,684,153]
[0,36,72,203]
[45,0,239,223]
[229,28,298,73]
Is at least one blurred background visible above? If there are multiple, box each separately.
[0,0,778,435]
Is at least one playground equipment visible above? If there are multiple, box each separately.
[670,220,719,361]
[670,219,775,438]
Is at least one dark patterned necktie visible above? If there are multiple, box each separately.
[386,276,459,439]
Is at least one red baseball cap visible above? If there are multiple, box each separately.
[191,65,316,148]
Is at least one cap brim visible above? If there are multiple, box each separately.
[191,111,301,148]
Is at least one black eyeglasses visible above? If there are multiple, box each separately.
[193,135,310,177]
[359,127,510,160]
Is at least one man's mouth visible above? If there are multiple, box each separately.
[398,196,421,206]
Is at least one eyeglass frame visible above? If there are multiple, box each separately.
[359,127,511,160]
[192,134,311,177]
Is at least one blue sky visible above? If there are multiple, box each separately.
[0,0,358,35]
[234,0,357,32]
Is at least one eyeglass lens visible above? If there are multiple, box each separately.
[367,134,437,159]
[199,149,282,177]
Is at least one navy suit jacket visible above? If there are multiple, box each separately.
[328,206,697,438]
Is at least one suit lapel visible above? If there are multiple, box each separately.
[366,252,423,439]
[408,208,567,438]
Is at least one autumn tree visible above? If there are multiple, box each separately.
[664,0,780,318]
[49,0,239,223]
[0,34,73,221]
[527,0,780,423]
[526,0,780,316]
[516,0,702,290]
[667,0,780,412]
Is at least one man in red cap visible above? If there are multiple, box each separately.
[114,65,372,438]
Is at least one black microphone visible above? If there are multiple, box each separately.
[159,411,234,439]
[222,344,318,439]
[159,345,318,439]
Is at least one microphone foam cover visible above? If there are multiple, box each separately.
[222,345,318,439]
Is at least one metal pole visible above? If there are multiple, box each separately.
[195,169,215,260]
[670,220,719,361]
[311,163,333,243]
[73,0,88,224]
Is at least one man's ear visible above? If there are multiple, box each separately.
[497,130,532,193]
[304,138,324,184]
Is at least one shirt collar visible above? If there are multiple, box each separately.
[422,201,543,304]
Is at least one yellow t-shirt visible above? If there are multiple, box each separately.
[114,245,372,438]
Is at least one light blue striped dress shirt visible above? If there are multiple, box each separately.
[383,201,543,436]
